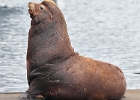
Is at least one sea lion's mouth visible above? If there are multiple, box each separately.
[30,14,36,19]
[29,10,36,19]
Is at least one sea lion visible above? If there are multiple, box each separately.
[18,0,126,100]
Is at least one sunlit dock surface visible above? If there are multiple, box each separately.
[0,90,140,100]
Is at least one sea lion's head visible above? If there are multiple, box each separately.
[28,0,57,25]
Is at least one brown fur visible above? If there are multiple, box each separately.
[18,0,126,100]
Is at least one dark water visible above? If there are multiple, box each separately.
[0,0,140,92]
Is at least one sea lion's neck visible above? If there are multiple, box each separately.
[30,19,56,36]
[27,20,75,69]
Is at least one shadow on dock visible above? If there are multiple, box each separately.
[0,90,140,100]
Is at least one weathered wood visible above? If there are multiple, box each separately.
[0,90,140,100]
[0,92,21,100]
[123,90,140,100]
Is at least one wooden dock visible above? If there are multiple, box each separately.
[0,90,140,100]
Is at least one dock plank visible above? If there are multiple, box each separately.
[0,90,140,100]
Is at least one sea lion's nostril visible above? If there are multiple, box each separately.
[28,8,33,13]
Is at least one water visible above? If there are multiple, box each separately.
[0,0,140,92]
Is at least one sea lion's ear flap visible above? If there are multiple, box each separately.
[50,14,53,19]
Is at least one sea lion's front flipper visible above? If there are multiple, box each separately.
[28,65,54,85]
[17,92,45,100]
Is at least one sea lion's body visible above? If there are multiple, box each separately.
[18,0,126,100]
[27,54,125,100]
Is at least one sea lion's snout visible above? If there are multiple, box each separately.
[28,2,36,18]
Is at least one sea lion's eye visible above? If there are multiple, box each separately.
[40,6,44,10]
